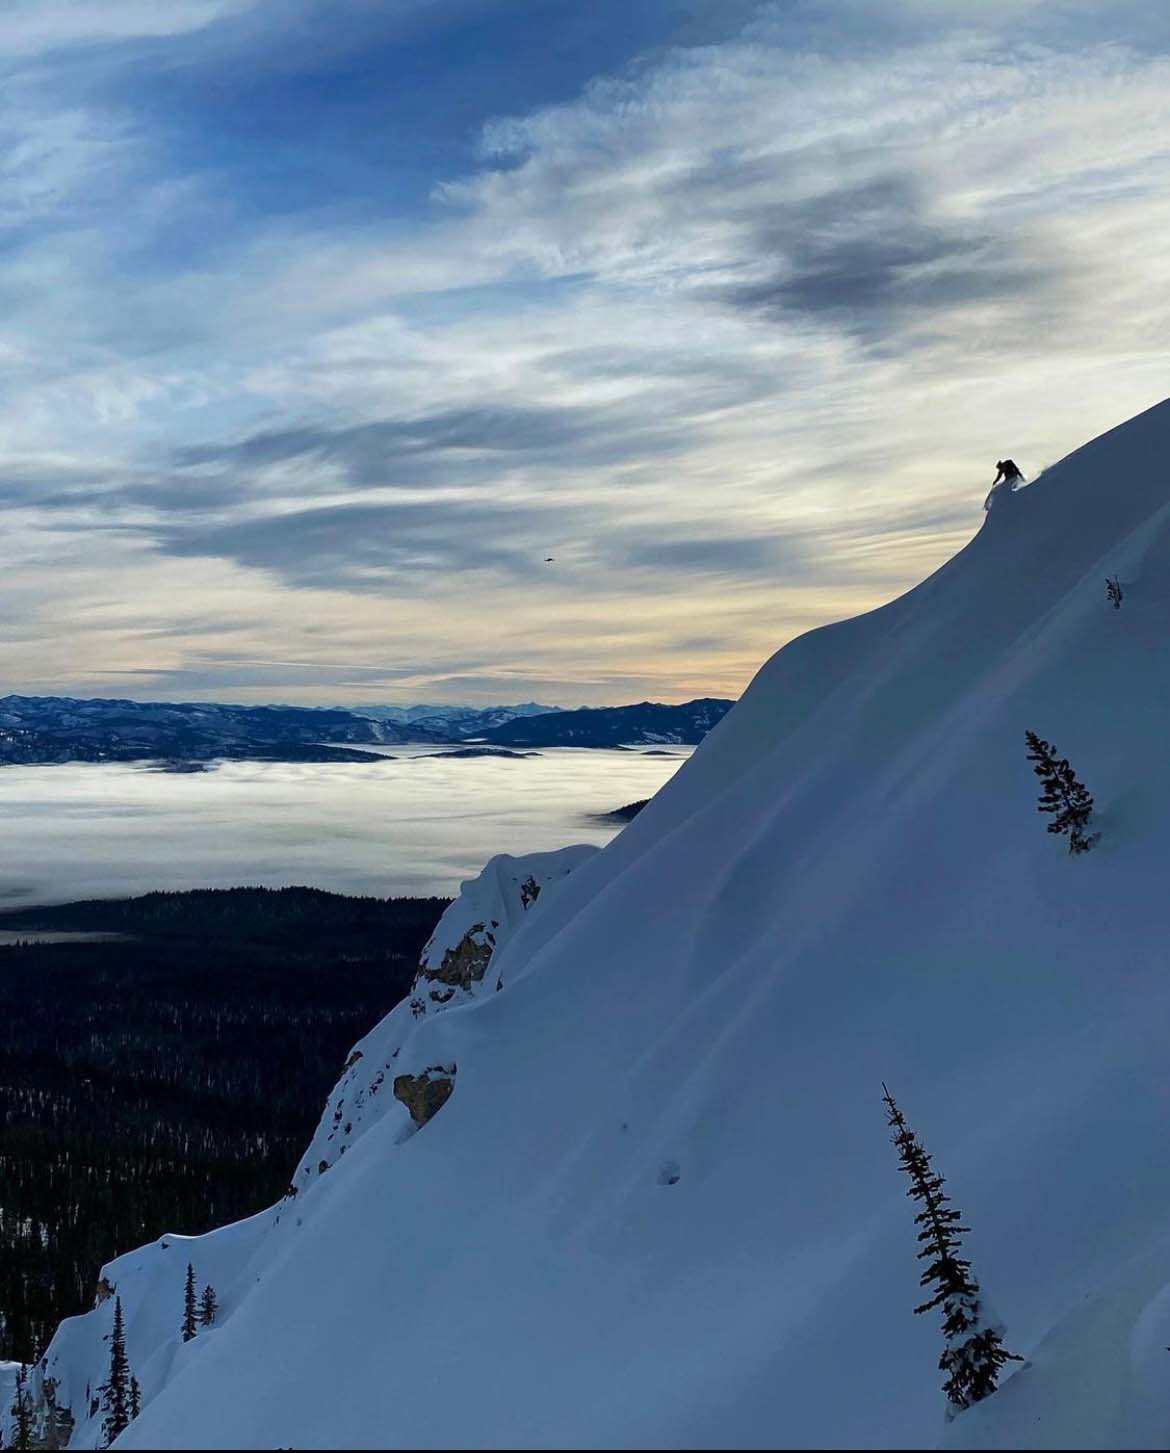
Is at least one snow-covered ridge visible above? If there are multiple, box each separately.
[16,397,1170,1449]
[3,845,596,1451]
[291,844,597,1183]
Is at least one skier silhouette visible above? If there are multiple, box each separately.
[984,459,1025,511]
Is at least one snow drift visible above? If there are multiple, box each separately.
[15,398,1170,1450]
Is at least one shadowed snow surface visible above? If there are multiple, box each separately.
[21,400,1170,1449]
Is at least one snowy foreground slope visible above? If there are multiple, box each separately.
[20,398,1170,1450]
[7,847,598,1450]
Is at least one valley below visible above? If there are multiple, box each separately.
[0,746,688,908]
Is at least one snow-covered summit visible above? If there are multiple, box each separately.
[17,398,1170,1449]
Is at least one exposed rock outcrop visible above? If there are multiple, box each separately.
[392,1065,457,1127]
[34,1376,73,1451]
[289,845,599,1187]
[425,922,496,993]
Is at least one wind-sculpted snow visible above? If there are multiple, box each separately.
[18,399,1170,1449]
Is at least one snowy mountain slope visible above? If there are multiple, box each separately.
[291,845,598,1186]
[4,847,596,1452]
[0,1363,20,1429]
[20,398,1170,1450]
[31,1213,275,1450]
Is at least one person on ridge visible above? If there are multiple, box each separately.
[984,458,1025,511]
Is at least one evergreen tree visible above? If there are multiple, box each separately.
[882,1085,1020,1411]
[10,1364,33,1451]
[1024,730,1098,854]
[199,1284,218,1327]
[129,1376,141,1422]
[181,1263,198,1343]
[100,1297,131,1446]
[1105,575,1123,610]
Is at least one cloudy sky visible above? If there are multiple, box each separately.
[2,0,1168,706]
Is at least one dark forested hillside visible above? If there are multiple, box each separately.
[481,698,732,747]
[0,888,447,1362]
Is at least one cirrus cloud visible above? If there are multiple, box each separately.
[3,1,1170,703]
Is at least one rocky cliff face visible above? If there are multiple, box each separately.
[289,844,597,1184]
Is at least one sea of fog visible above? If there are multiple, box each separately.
[0,746,690,909]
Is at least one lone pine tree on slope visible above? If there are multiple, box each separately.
[101,1296,132,1446]
[182,1262,198,1342]
[883,1086,1020,1411]
[199,1283,218,1327]
[1025,731,1098,854]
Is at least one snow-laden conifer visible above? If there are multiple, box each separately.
[182,1263,198,1343]
[1025,731,1097,854]
[100,1297,131,1446]
[883,1085,1020,1411]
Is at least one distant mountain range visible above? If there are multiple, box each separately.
[479,698,732,748]
[0,694,734,765]
[348,702,564,745]
[351,702,557,736]
[0,696,388,766]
